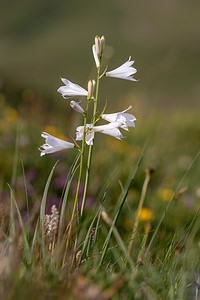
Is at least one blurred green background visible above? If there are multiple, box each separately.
[1,0,200,111]
[0,0,199,197]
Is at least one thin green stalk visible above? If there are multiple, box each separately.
[58,152,80,242]
[81,63,101,216]
[21,157,30,239]
[136,226,151,267]
[11,126,20,187]
[62,101,90,267]
[127,169,151,260]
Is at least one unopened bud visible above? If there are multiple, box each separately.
[87,80,95,99]
[95,36,101,57]
[100,36,105,53]
[70,101,84,114]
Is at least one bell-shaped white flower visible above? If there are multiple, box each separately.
[76,122,123,146]
[102,106,136,131]
[106,57,137,81]
[92,44,100,68]
[57,78,88,99]
[76,124,94,146]
[39,132,74,156]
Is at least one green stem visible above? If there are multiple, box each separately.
[62,104,89,267]
[80,62,101,216]
[127,170,151,263]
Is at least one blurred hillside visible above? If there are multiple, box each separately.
[0,0,200,111]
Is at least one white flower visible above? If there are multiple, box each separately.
[39,132,74,156]
[92,44,100,68]
[102,106,136,131]
[76,122,123,145]
[57,78,88,99]
[76,124,94,145]
[106,57,137,81]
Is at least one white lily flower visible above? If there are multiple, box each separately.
[106,57,137,81]
[102,106,136,131]
[57,78,88,99]
[39,132,74,156]
[92,44,100,68]
[76,122,123,146]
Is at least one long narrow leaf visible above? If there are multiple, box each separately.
[21,157,30,238]
[59,153,80,240]
[31,220,39,256]
[11,127,20,187]
[99,152,143,267]
[8,184,31,264]
[40,161,59,258]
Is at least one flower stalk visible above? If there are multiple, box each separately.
[62,96,91,267]
[80,60,102,216]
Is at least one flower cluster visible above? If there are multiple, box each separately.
[39,35,137,156]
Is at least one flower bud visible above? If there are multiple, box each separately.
[100,36,105,53]
[70,101,84,114]
[95,36,101,57]
[87,80,95,99]
[92,79,96,90]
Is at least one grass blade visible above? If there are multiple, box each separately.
[8,184,31,264]
[58,153,80,241]
[99,152,143,267]
[40,161,59,258]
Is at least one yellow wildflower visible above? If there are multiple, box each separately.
[138,207,154,223]
[158,188,174,202]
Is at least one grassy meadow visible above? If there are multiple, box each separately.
[0,1,200,299]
